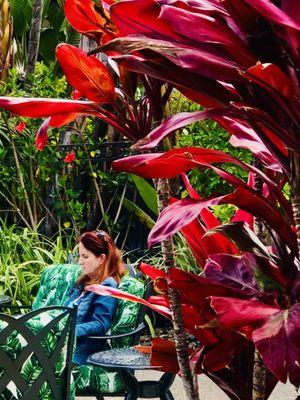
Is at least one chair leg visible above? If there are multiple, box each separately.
[124,394,138,400]
[96,396,105,400]
[160,390,175,400]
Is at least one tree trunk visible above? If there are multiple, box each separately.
[25,0,43,77]
[291,151,300,257]
[252,162,267,400]
[156,177,200,400]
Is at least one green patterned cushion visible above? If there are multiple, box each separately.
[110,276,145,348]
[73,364,123,395]
[32,264,82,309]
[0,309,75,400]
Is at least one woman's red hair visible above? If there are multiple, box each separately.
[77,230,125,287]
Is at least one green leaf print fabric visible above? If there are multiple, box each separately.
[32,264,82,309]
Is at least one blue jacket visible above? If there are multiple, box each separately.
[64,277,118,364]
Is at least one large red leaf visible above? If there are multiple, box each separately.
[115,147,289,215]
[253,303,300,386]
[0,97,100,117]
[159,4,255,66]
[131,109,223,150]
[108,35,246,81]
[243,0,300,30]
[168,267,247,308]
[149,338,180,373]
[113,53,238,107]
[204,254,261,298]
[209,297,279,330]
[192,330,246,373]
[110,0,179,39]
[56,44,116,103]
[243,63,298,101]
[86,283,172,318]
[147,188,296,252]
[64,0,116,41]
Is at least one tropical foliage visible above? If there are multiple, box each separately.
[0,223,74,304]
[0,0,300,399]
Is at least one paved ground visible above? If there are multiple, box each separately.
[77,370,299,399]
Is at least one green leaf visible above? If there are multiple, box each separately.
[122,198,155,229]
[65,24,81,46]
[46,1,64,31]
[10,0,28,36]
[39,29,60,62]
[130,175,158,215]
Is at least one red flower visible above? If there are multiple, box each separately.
[15,121,26,133]
[64,151,76,163]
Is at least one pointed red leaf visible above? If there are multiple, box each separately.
[244,0,300,30]
[86,284,171,318]
[204,254,261,297]
[64,0,116,41]
[56,44,116,103]
[243,63,298,100]
[149,338,180,373]
[253,303,300,386]
[210,296,279,330]
[192,330,246,372]
[147,188,296,252]
[110,0,179,40]
[0,97,100,117]
[35,118,50,151]
[168,267,246,308]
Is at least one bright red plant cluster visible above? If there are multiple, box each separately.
[1,0,300,398]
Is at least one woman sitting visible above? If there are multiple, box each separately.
[64,230,125,365]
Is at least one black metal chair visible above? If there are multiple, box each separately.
[0,305,76,400]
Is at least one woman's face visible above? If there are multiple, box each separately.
[78,242,106,278]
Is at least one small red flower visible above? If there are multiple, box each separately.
[15,121,26,133]
[64,151,76,163]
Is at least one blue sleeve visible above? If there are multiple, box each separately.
[76,278,118,338]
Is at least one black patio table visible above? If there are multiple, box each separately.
[87,347,175,400]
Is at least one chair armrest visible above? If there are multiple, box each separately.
[85,322,145,340]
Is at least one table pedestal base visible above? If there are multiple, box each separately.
[119,370,175,400]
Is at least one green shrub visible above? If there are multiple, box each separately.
[0,222,76,305]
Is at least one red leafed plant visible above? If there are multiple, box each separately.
[1,0,300,399]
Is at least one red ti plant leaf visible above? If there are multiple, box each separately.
[210,297,300,385]
[168,267,247,309]
[35,118,50,150]
[86,283,172,319]
[209,297,279,331]
[110,0,180,40]
[56,44,116,103]
[243,0,300,30]
[252,303,300,386]
[147,188,296,253]
[0,97,100,118]
[204,254,261,298]
[64,0,116,42]
[148,338,181,373]
[191,330,246,373]
[242,63,298,101]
